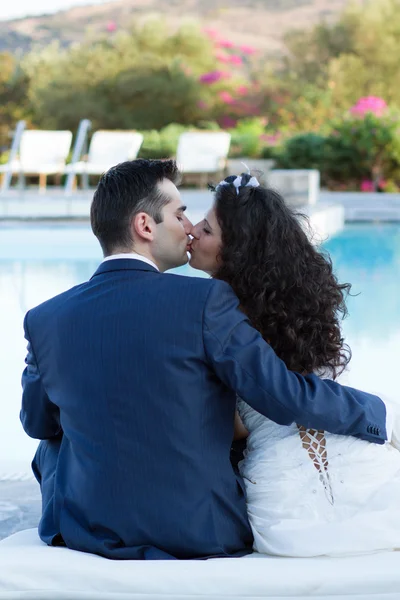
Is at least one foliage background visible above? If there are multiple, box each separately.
[2,0,400,189]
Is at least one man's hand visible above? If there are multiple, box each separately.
[377,394,400,449]
[386,398,400,450]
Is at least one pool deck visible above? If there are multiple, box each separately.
[0,188,348,241]
[320,191,400,222]
[1,188,400,219]
[1,188,400,241]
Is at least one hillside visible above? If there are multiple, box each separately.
[0,0,366,56]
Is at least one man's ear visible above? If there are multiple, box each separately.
[131,212,155,242]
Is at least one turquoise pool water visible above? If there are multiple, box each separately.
[1,223,399,466]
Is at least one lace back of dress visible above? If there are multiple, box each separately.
[297,426,334,505]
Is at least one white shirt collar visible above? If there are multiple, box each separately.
[102,253,159,271]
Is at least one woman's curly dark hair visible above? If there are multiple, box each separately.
[213,182,351,379]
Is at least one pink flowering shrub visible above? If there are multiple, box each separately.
[199,70,231,84]
[214,50,230,63]
[239,45,256,55]
[198,28,263,126]
[229,55,243,65]
[203,28,218,39]
[360,179,375,192]
[106,21,117,32]
[260,133,282,146]
[217,40,235,49]
[350,97,388,118]
[220,116,238,128]
[360,179,389,192]
[219,91,234,104]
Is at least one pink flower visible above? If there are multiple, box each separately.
[106,21,117,32]
[215,50,231,63]
[239,45,256,55]
[219,91,234,104]
[199,70,231,84]
[197,100,209,110]
[203,28,219,39]
[237,85,249,95]
[260,133,281,145]
[218,39,234,49]
[360,179,375,192]
[350,96,388,117]
[229,55,243,65]
[220,116,237,128]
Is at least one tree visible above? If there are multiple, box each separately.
[282,20,355,87]
[24,19,216,131]
[0,52,30,154]
[328,0,400,107]
[280,0,400,108]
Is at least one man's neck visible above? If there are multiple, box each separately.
[102,251,160,272]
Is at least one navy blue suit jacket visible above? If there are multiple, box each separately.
[21,259,388,559]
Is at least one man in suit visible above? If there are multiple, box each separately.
[21,159,390,560]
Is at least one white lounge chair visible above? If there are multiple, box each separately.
[176,131,231,186]
[64,130,144,187]
[0,129,73,192]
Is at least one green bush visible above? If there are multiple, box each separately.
[228,118,267,158]
[271,115,400,190]
[196,121,221,130]
[0,150,10,165]
[138,131,163,159]
[261,145,281,160]
[139,123,188,159]
[323,112,400,188]
[276,133,326,169]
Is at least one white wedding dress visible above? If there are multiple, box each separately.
[237,398,400,557]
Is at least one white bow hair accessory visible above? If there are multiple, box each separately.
[216,173,260,195]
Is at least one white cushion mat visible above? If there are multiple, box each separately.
[1,529,400,599]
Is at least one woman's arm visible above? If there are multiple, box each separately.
[234,410,249,441]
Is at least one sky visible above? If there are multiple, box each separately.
[0,0,114,21]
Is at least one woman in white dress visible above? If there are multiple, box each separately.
[188,173,400,557]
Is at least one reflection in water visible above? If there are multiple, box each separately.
[323,224,400,397]
[0,224,399,469]
[324,224,400,339]
[0,259,100,467]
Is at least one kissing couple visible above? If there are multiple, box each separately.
[21,159,400,560]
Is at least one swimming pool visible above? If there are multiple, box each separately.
[1,223,399,467]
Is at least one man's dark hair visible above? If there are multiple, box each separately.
[90,159,180,256]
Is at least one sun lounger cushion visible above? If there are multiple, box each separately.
[1,528,400,599]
